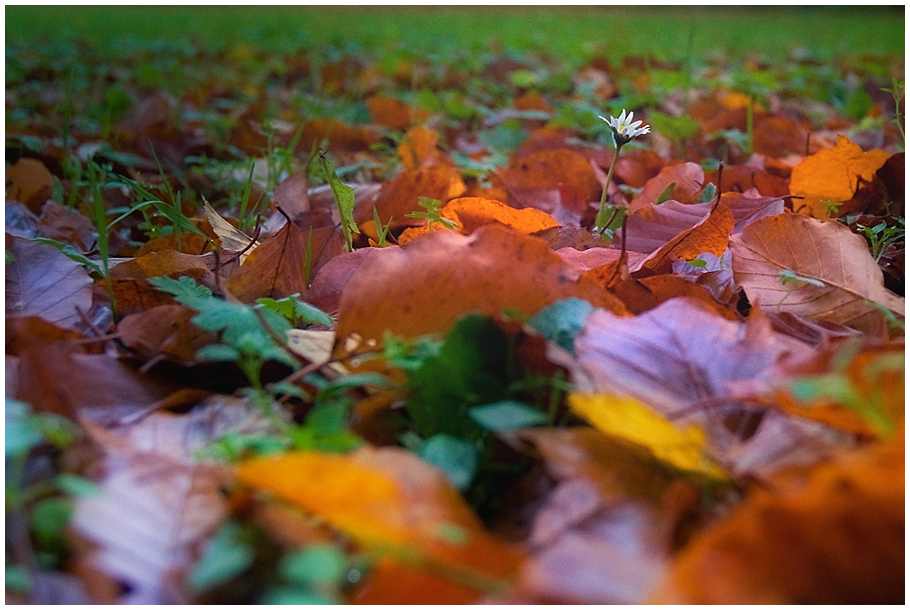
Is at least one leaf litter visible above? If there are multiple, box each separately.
[4,15,905,605]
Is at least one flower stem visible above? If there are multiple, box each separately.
[595,143,622,233]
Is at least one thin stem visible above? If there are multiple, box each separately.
[595,143,623,233]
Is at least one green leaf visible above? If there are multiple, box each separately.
[654,181,676,205]
[404,314,511,439]
[5,399,43,457]
[279,544,347,586]
[31,238,103,275]
[195,344,242,362]
[148,275,213,309]
[256,294,334,327]
[259,588,337,605]
[648,111,700,141]
[469,400,548,431]
[418,434,478,490]
[318,153,359,252]
[6,565,30,593]
[697,182,717,204]
[779,269,826,287]
[55,474,101,498]
[527,297,594,355]
[30,497,73,546]
[187,521,254,593]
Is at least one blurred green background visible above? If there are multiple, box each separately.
[6,5,904,60]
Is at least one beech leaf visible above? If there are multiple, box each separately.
[729,212,905,335]
[6,235,93,328]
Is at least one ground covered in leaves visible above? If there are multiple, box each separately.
[5,16,906,604]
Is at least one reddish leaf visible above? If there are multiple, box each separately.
[225,221,309,303]
[367,94,422,130]
[36,201,95,250]
[6,235,93,329]
[729,213,905,335]
[336,224,628,347]
[496,149,602,209]
[628,162,705,211]
[117,304,217,364]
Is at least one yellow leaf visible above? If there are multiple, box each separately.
[568,393,726,479]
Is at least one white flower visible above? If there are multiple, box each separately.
[599,109,650,147]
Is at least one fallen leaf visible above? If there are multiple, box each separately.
[6,157,55,212]
[569,393,726,479]
[729,212,905,335]
[36,201,96,251]
[569,297,816,469]
[201,199,257,259]
[650,428,904,604]
[225,221,308,303]
[6,235,93,328]
[789,134,890,219]
[398,196,559,244]
[496,148,602,208]
[237,447,523,601]
[368,94,422,131]
[336,224,627,347]
[118,304,217,364]
[71,419,231,603]
[353,165,466,238]
[397,125,441,169]
[628,162,705,211]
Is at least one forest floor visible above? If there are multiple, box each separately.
[5,5,906,605]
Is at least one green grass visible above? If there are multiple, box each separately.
[6,6,904,61]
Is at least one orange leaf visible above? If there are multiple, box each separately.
[353,165,466,237]
[367,95,422,131]
[6,157,55,213]
[496,148,602,204]
[236,447,522,600]
[336,224,627,346]
[650,428,905,604]
[397,125,442,170]
[789,135,890,219]
[398,196,559,244]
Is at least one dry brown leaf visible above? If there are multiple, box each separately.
[650,428,904,604]
[335,224,627,347]
[729,212,905,335]
[117,304,217,364]
[6,235,93,329]
[496,148,602,208]
[36,201,96,251]
[6,157,55,212]
[225,221,308,303]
